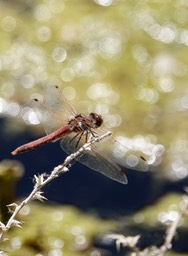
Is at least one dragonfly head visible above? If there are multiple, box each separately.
[89,113,103,128]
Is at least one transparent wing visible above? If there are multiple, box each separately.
[97,129,148,172]
[31,85,78,134]
[61,134,128,184]
[60,128,148,184]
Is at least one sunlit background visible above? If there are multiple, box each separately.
[0,0,188,255]
[1,0,188,180]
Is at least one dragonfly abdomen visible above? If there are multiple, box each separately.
[11,125,71,155]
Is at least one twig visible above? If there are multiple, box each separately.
[157,190,188,255]
[0,131,112,243]
[110,189,188,256]
[144,189,188,256]
[105,233,140,252]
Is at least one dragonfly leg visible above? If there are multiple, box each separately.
[69,130,95,149]
[68,131,85,149]
[68,132,81,145]
[75,132,84,148]
[89,129,97,137]
[68,128,97,150]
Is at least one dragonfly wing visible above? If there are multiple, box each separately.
[60,126,148,181]
[76,148,128,184]
[89,127,148,172]
[107,138,148,172]
[31,85,78,134]
[60,134,128,184]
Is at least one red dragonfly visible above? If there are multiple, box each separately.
[12,85,148,184]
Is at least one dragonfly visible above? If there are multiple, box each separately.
[12,85,148,184]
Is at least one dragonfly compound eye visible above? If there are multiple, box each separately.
[89,113,103,128]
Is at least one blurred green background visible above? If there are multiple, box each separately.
[1,0,188,181]
[0,0,188,255]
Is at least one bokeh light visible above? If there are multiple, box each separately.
[0,0,188,183]
[1,2,188,255]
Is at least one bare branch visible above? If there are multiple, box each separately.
[105,233,140,252]
[0,131,112,243]
[107,189,188,256]
[157,190,188,255]
[137,189,188,256]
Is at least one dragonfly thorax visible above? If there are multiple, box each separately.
[68,113,103,132]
